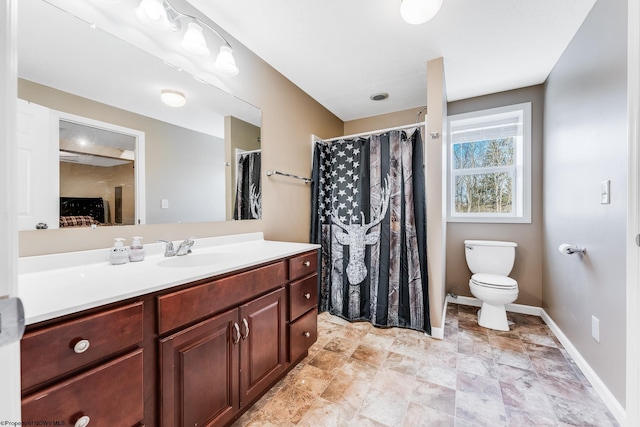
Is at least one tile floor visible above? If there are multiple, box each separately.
[232,303,619,426]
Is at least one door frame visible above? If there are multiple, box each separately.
[0,0,21,420]
[627,0,640,425]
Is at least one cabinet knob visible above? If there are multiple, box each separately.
[303,331,311,338]
[303,293,311,300]
[241,318,250,340]
[75,415,90,427]
[232,323,241,345]
[303,261,311,267]
[73,339,90,354]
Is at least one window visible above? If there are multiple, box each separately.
[447,103,531,223]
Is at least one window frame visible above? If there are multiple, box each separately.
[446,102,532,224]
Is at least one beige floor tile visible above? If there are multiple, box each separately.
[231,304,619,427]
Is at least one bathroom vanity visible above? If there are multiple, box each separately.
[17,233,319,427]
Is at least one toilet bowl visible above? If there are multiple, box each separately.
[464,240,519,331]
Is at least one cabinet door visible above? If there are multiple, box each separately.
[239,287,287,406]
[159,309,240,427]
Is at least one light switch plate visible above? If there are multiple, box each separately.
[592,315,600,342]
[161,199,169,209]
[600,180,610,204]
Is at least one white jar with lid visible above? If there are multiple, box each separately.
[129,236,145,262]
[109,238,129,265]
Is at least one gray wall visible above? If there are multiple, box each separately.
[446,85,544,307]
[543,0,627,405]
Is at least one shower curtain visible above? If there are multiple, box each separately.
[234,151,261,220]
[310,127,430,334]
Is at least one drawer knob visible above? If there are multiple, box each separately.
[303,331,311,338]
[75,415,90,427]
[73,339,90,354]
[303,261,311,267]
[303,293,311,300]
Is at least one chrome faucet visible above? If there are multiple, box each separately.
[159,238,195,257]
[176,238,195,256]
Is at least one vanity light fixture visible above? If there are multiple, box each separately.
[400,0,443,25]
[181,21,210,56]
[215,46,239,77]
[135,0,240,76]
[135,0,179,30]
[160,89,187,107]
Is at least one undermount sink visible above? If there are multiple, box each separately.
[157,252,234,268]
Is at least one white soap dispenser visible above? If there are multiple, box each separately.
[109,238,129,265]
[129,236,145,262]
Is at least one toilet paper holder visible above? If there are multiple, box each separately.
[558,244,587,255]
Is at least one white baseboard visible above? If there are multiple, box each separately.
[541,309,626,426]
[429,297,447,340]
[450,296,625,426]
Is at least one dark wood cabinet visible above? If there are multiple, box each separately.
[239,288,287,406]
[21,249,318,427]
[22,349,144,427]
[21,301,144,392]
[160,309,239,427]
[159,287,286,427]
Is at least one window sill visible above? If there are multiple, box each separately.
[447,216,532,224]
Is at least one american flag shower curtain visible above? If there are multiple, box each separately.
[310,127,430,334]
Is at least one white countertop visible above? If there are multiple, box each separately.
[18,233,319,325]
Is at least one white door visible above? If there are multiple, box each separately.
[17,99,58,231]
[0,0,22,421]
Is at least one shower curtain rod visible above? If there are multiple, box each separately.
[237,149,261,155]
[315,121,425,143]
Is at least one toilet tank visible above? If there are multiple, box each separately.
[464,240,517,276]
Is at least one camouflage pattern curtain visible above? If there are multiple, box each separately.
[310,128,430,334]
[234,151,261,220]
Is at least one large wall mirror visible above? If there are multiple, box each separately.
[17,0,262,231]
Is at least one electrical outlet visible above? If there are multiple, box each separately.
[592,316,600,342]
[600,180,610,204]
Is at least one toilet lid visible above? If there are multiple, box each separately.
[471,273,518,289]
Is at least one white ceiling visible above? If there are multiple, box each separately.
[189,0,597,121]
[18,0,261,139]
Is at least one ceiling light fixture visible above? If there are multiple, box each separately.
[400,0,443,25]
[135,0,240,76]
[160,89,187,107]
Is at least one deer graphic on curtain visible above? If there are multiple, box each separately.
[310,128,430,334]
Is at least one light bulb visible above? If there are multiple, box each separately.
[181,22,210,56]
[136,0,171,29]
[215,45,239,77]
[400,0,443,25]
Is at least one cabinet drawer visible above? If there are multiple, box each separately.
[289,274,318,321]
[21,301,144,390]
[22,349,144,427]
[289,251,318,281]
[289,309,317,362]
[158,261,287,334]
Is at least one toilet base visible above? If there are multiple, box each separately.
[477,303,510,331]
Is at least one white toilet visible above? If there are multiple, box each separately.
[464,240,519,331]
